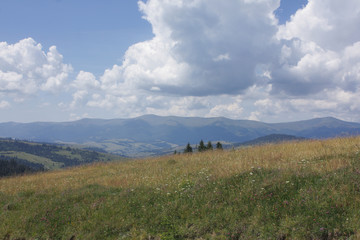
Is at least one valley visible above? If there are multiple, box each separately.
[0,115,359,157]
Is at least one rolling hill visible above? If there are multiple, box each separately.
[236,134,307,147]
[0,115,359,157]
[0,138,124,171]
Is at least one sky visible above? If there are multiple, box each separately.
[1,0,360,123]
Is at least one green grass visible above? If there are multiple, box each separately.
[1,137,360,239]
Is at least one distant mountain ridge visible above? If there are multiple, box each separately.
[0,115,359,157]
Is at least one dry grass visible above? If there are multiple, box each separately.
[1,136,359,196]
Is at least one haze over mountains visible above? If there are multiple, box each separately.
[0,115,359,157]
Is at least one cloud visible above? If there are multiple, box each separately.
[72,71,100,90]
[63,0,360,123]
[0,100,10,109]
[4,0,358,123]
[66,0,283,120]
[272,0,360,96]
[277,0,360,51]
[207,97,243,119]
[94,0,281,97]
[0,38,72,97]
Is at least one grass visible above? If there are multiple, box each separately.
[1,136,360,239]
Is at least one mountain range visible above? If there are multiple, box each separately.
[0,115,359,157]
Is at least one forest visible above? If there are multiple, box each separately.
[0,158,41,177]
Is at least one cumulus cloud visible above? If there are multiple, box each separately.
[72,71,100,90]
[0,38,72,97]
[63,0,360,122]
[5,0,357,122]
[207,97,243,119]
[272,0,360,96]
[277,0,360,51]
[93,0,281,97]
[65,0,283,120]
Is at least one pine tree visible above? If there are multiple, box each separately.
[184,143,193,153]
[216,142,223,150]
[206,141,213,150]
[198,140,206,152]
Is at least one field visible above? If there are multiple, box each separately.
[1,136,360,239]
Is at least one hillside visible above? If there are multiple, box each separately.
[0,115,359,157]
[0,138,124,171]
[1,136,360,239]
[0,159,40,177]
[236,134,306,147]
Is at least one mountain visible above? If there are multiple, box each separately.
[0,115,359,157]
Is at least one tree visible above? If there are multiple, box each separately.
[216,142,223,150]
[206,141,213,150]
[184,143,193,153]
[198,140,206,152]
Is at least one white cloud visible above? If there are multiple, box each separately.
[0,100,10,109]
[0,38,72,96]
[72,71,100,90]
[213,53,230,62]
[94,0,281,97]
[207,97,243,119]
[4,0,360,123]
[65,0,283,121]
[64,0,360,123]
[248,111,260,121]
[70,90,88,109]
[277,0,360,51]
[272,0,360,97]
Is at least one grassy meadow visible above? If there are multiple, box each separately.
[1,136,360,239]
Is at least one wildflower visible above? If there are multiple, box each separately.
[286,181,290,184]
[250,172,253,176]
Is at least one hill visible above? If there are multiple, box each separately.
[1,136,360,239]
[0,159,40,177]
[237,134,306,147]
[0,138,124,171]
[0,115,359,157]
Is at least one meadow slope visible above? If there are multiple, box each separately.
[1,137,360,239]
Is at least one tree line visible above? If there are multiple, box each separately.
[181,140,223,154]
[0,139,106,168]
[0,158,41,178]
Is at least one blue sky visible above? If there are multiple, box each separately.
[1,0,303,74]
[0,0,153,75]
[1,0,360,123]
